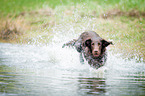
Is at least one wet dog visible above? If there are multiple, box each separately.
[62,31,113,69]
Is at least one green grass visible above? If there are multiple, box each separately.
[1,0,145,17]
[0,0,145,62]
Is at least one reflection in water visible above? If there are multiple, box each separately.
[0,42,145,96]
[78,77,106,95]
[0,69,16,95]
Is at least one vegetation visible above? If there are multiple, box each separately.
[0,0,145,61]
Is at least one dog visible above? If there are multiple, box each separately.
[62,31,113,69]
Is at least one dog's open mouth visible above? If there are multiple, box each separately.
[93,54,99,57]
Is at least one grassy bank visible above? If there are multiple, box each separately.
[0,0,145,61]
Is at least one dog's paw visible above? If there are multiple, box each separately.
[62,44,66,48]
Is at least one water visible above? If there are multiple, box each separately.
[0,40,145,96]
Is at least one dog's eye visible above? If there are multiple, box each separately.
[92,43,94,45]
[98,43,100,45]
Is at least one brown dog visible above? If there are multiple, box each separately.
[62,31,113,69]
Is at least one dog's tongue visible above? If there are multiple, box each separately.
[94,54,99,57]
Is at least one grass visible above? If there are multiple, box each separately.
[0,0,145,62]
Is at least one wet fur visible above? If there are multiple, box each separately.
[62,31,113,69]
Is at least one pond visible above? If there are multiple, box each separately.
[0,36,145,96]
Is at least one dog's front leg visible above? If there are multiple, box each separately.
[62,39,77,48]
[79,53,84,64]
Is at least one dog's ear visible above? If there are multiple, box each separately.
[84,39,92,47]
[101,39,113,47]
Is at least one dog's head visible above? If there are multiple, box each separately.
[84,38,113,58]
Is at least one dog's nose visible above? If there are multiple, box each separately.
[94,50,98,53]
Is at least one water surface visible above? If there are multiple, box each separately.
[0,42,145,96]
